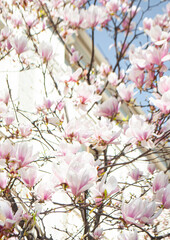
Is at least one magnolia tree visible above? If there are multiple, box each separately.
[0,0,170,239]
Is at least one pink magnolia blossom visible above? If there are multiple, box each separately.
[53,161,69,186]
[99,63,112,77]
[62,4,84,28]
[152,171,169,193]
[93,226,103,239]
[53,151,96,190]
[147,163,156,174]
[91,174,119,205]
[124,115,155,148]
[67,163,97,196]
[43,98,54,109]
[12,15,23,28]
[25,13,38,28]
[156,184,170,209]
[75,82,101,110]
[0,27,11,40]
[0,89,10,105]
[67,68,82,83]
[146,25,170,45]
[81,5,109,28]
[150,90,170,114]
[38,41,53,63]
[166,2,170,15]
[117,229,138,240]
[122,198,161,225]
[36,180,54,202]
[128,66,145,89]
[4,112,15,126]
[0,140,13,166]
[70,50,81,64]
[56,141,81,157]
[12,35,28,55]
[71,0,87,8]
[0,198,22,234]
[52,0,63,8]
[0,171,8,189]
[19,124,32,137]
[92,119,121,150]
[0,102,8,117]
[95,97,120,118]
[122,17,135,32]
[19,165,38,188]
[129,45,147,69]
[147,42,170,66]
[108,72,119,86]
[129,168,143,181]
[11,143,37,169]
[158,76,170,95]
[106,0,120,15]
[143,17,153,31]
[64,118,93,144]
[117,83,136,102]
[66,152,97,196]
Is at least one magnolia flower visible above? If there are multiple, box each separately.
[64,118,93,144]
[70,50,80,64]
[0,171,8,189]
[0,102,8,117]
[129,168,143,181]
[95,97,120,118]
[66,152,97,196]
[12,35,28,55]
[75,82,101,110]
[117,83,136,102]
[68,68,82,83]
[158,76,170,94]
[128,66,145,89]
[122,198,161,225]
[147,42,170,66]
[143,17,153,31]
[93,226,104,239]
[117,229,138,240]
[106,0,120,14]
[4,112,15,126]
[0,26,11,40]
[146,25,170,45]
[147,163,156,174]
[91,174,119,205]
[19,165,38,188]
[156,184,170,209]
[52,161,69,186]
[11,142,37,169]
[56,141,81,157]
[0,139,13,161]
[63,4,84,28]
[36,180,54,202]
[150,90,170,114]
[19,124,32,137]
[81,5,108,28]
[67,162,97,196]
[124,115,155,148]
[92,118,121,150]
[0,198,22,233]
[152,171,169,193]
[38,41,53,63]
[108,72,119,86]
[99,62,112,77]
[0,89,9,105]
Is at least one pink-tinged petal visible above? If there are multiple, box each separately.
[152,171,169,193]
